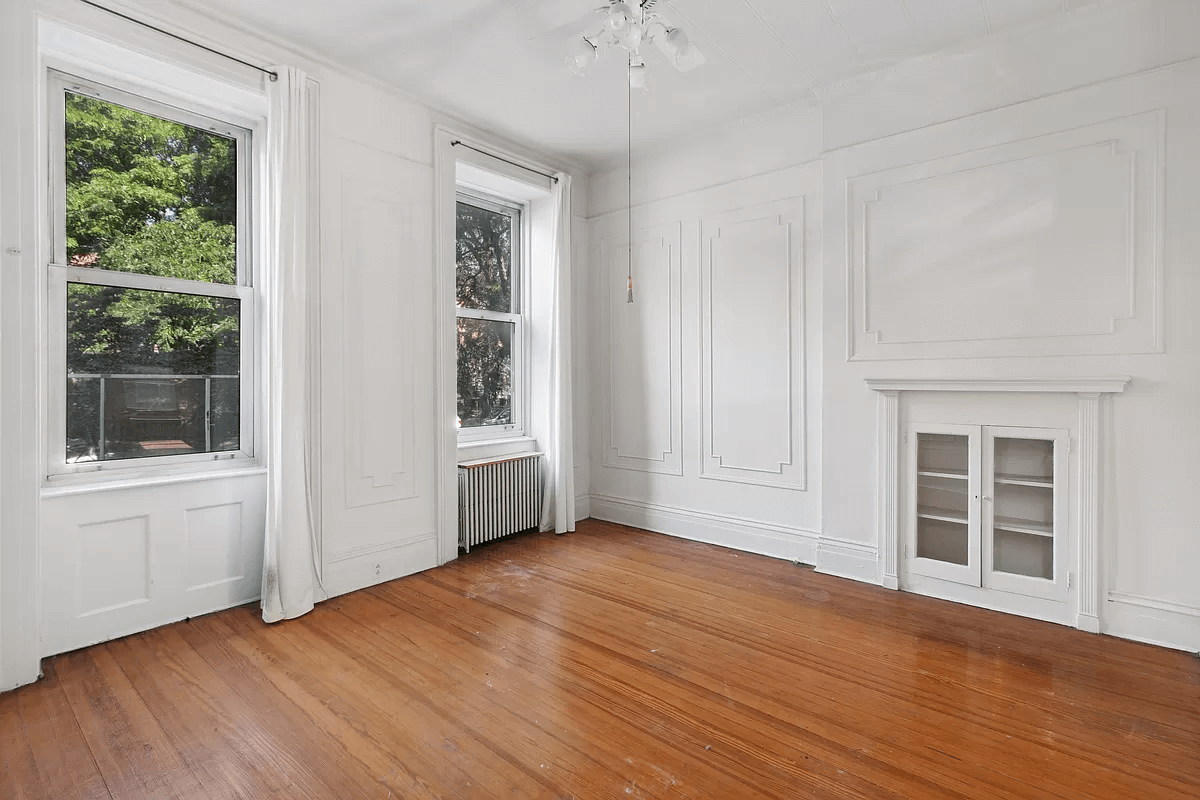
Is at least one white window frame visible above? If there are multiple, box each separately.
[45,71,257,478]
[455,188,527,443]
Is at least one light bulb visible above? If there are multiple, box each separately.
[664,27,689,58]
[616,21,643,50]
[607,2,633,31]
[566,37,597,75]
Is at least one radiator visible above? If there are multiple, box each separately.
[458,452,543,552]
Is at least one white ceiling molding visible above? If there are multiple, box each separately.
[863,377,1132,394]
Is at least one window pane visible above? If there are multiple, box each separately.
[456,201,514,313]
[67,283,239,462]
[64,92,237,284]
[457,317,513,428]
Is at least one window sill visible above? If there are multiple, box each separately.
[457,435,538,465]
[41,461,267,498]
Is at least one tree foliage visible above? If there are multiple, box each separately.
[65,92,239,377]
[456,202,515,427]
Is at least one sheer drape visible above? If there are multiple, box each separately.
[540,174,576,534]
[262,66,325,622]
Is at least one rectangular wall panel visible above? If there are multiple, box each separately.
[185,502,244,591]
[341,173,418,507]
[76,515,150,618]
[701,199,806,489]
[847,110,1164,360]
[601,223,683,475]
[319,136,437,579]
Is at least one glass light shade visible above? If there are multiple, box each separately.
[616,22,643,50]
[664,27,689,57]
[566,38,597,75]
[607,2,633,31]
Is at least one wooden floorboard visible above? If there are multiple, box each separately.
[2,520,1197,799]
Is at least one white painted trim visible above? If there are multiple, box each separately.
[434,124,576,566]
[322,534,439,600]
[876,390,900,589]
[1105,593,1200,653]
[328,532,437,564]
[590,494,820,565]
[574,492,591,523]
[1076,393,1102,630]
[864,377,1132,394]
[40,466,268,498]
[867,381,1127,634]
[815,536,879,585]
[1108,591,1200,618]
[433,127,458,567]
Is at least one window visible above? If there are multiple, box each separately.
[455,190,524,439]
[48,73,255,473]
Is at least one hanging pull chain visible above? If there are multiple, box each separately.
[626,48,634,304]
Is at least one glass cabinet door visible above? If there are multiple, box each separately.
[983,427,1069,601]
[909,425,981,586]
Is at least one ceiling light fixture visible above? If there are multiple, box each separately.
[563,1,706,304]
[563,0,705,89]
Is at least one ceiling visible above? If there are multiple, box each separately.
[193,0,1099,169]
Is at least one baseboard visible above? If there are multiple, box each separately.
[574,492,591,522]
[322,534,439,600]
[1104,592,1200,653]
[815,537,880,584]
[589,494,820,565]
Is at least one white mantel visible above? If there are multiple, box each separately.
[866,376,1131,633]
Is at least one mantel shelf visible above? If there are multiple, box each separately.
[864,377,1131,394]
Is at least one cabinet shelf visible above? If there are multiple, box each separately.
[917,506,968,526]
[993,515,1053,538]
[994,472,1054,488]
[917,468,968,480]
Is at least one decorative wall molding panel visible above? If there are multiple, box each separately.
[847,111,1165,361]
[701,199,806,490]
[341,172,418,508]
[867,377,1130,633]
[75,515,151,618]
[184,502,245,592]
[321,137,436,588]
[600,223,683,475]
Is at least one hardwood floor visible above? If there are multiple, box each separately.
[2,520,1197,799]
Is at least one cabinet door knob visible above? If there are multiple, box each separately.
[983,496,993,501]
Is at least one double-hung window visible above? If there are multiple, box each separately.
[48,73,255,474]
[455,190,524,440]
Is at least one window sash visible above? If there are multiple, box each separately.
[456,190,521,315]
[455,189,525,441]
[46,72,257,478]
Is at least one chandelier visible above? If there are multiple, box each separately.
[565,0,705,88]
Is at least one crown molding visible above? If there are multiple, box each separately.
[864,377,1132,394]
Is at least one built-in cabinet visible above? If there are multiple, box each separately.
[907,423,1069,604]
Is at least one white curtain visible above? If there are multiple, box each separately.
[540,174,576,534]
[262,66,325,622]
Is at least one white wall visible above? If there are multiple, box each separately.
[587,103,833,570]
[588,0,1200,651]
[0,0,588,690]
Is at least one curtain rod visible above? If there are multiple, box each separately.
[77,0,279,81]
[451,140,559,183]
